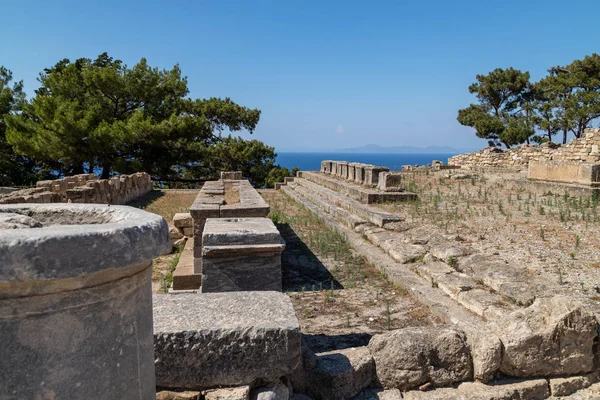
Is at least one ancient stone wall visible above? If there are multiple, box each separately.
[448,128,600,170]
[0,172,153,205]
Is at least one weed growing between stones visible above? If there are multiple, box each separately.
[159,243,185,293]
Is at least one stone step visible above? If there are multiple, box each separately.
[284,183,367,229]
[284,182,519,321]
[279,186,485,328]
[402,379,550,400]
[300,171,417,204]
[293,177,402,227]
[153,291,301,389]
[172,238,202,290]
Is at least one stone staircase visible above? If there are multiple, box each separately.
[280,172,566,324]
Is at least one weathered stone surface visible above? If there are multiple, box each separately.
[352,388,402,400]
[305,346,375,400]
[204,386,250,400]
[384,242,426,264]
[174,212,193,228]
[549,375,593,397]
[170,225,184,240]
[221,171,243,180]
[157,390,202,400]
[463,325,502,383]
[0,172,152,205]
[368,327,472,391]
[495,296,597,377]
[172,238,202,290]
[0,203,170,285]
[0,203,169,400]
[203,217,282,246]
[201,217,284,292]
[377,172,403,192]
[402,378,550,400]
[153,291,301,389]
[460,254,538,306]
[429,242,467,262]
[251,383,289,400]
[0,212,43,229]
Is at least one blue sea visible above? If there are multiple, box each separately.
[275,152,457,171]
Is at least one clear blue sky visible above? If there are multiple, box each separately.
[2,0,599,152]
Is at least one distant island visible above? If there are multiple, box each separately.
[335,144,469,154]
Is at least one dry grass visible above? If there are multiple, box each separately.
[128,190,198,224]
[260,189,437,350]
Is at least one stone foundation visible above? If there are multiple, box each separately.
[529,160,600,186]
[0,172,153,205]
[153,291,301,389]
[200,217,285,293]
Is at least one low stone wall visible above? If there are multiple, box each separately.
[0,172,153,205]
[529,161,600,186]
[448,128,600,171]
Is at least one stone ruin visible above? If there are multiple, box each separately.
[0,171,153,205]
[4,167,600,400]
[448,127,600,187]
[0,203,170,399]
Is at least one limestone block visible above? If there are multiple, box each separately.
[462,325,502,383]
[201,218,284,292]
[353,388,402,400]
[496,296,597,377]
[221,171,243,180]
[251,383,288,400]
[549,375,593,397]
[182,227,194,237]
[377,172,403,192]
[157,391,201,400]
[173,212,193,228]
[153,291,301,389]
[347,163,356,181]
[368,327,472,390]
[304,347,375,400]
[205,386,250,400]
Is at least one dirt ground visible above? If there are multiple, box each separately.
[261,189,439,352]
[377,170,600,304]
[128,189,198,293]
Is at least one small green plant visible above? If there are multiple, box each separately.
[540,227,545,241]
[447,256,458,268]
[304,309,312,318]
[557,267,564,285]
[575,234,581,249]
[570,252,575,259]
[386,302,392,330]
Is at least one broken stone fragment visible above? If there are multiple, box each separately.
[304,346,375,400]
[368,327,472,391]
[495,296,597,377]
[0,213,43,229]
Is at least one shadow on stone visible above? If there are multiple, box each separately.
[276,222,344,292]
[303,333,372,353]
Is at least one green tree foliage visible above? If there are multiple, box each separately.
[0,67,45,186]
[457,68,534,147]
[196,136,292,188]
[461,54,600,147]
[5,53,278,185]
[537,54,600,144]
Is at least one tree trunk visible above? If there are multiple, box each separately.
[88,160,95,174]
[101,161,111,179]
[563,129,568,144]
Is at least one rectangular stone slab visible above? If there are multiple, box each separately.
[202,217,281,246]
[153,291,301,389]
